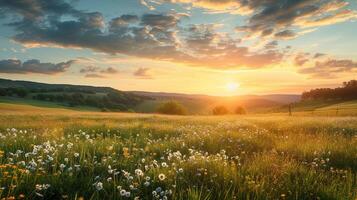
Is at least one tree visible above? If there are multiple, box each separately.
[212,106,229,115]
[156,101,187,115]
[14,88,28,98]
[302,80,357,101]
[0,88,7,96]
[235,106,246,115]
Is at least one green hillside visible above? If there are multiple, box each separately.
[0,96,100,111]
[0,78,147,111]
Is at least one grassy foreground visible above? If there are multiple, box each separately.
[0,104,356,199]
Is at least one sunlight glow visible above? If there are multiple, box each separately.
[225,82,240,92]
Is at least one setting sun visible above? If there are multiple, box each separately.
[225,82,240,92]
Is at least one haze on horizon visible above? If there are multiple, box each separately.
[0,0,357,96]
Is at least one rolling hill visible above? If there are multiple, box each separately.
[130,91,300,114]
[0,78,301,114]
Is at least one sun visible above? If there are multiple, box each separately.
[225,82,240,92]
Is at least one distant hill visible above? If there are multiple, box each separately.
[0,78,148,111]
[0,78,300,114]
[130,91,300,114]
[0,78,118,93]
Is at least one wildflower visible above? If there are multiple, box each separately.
[125,191,131,197]
[135,169,144,177]
[95,182,103,191]
[158,173,166,181]
[108,165,113,174]
[156,187,162,193]
[74,153,79,158]
[120,189,127,196]
[59,164,66,171]
[161,162,168,168]
[144,181,150,187]
[107,146,113,151]
[123,147,130,158]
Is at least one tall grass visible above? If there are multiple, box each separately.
[0,113,355,199]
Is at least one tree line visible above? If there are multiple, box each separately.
[302,80,357,101]
[0,87,143,111]
[156,101,246,115]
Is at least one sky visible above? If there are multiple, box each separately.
[0,0,356,96]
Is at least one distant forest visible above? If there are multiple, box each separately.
[302,80,357,101]
[0,79,147,111]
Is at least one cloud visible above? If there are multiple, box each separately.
[0,59,75,74]
[238,0,356,40]
[80,66,119,78]
[0,0,284,69]
[264,41,278,49]
[80,66,99,74]
[152,0,356,41]
[298,9,357,27]
[133,67,153,79]
[110,15,139,29]
[84,73,106,78]
[0,0,76,20]
[141,0,254,15]
[182,24,283,68]
[294,53,310,66]
[313,53,326,58]
[101,67,118,74]
[298,59,357,78]
[274,30,296,40]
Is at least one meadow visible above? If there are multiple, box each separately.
[0,103,356,200]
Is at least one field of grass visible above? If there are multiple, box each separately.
[0,103,356,200]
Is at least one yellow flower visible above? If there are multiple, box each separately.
[123,147,130,158]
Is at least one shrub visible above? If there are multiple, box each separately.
[156,101,187,115]
[212,106,229,115]
[235,106,246,115]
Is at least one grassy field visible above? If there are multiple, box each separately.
[0,103,356,200]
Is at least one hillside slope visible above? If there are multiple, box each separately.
[0,78,147,111]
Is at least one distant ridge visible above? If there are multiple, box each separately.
[0,78,301,114]
[0,78,118,93]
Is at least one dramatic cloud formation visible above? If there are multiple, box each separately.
[144,0,356,40]
[0,0,356,80]
[0,59,75,74]
[0,0,283,69]
[236,0,356,40]
[141,0,254,14]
